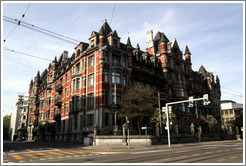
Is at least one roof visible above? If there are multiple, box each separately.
[185,45,191,54]
[99,21,112,36]
[198,65,208,77]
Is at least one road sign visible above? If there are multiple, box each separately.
[241,127,243,131]
[141,127,152,130]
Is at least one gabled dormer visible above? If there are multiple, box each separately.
[109,30,121,48]
[75,42,89,57]
[171,38,182,59]
[89,31,99,49]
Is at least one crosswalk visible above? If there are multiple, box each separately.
[3,149,121,163]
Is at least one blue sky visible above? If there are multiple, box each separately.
[2,2,244,117]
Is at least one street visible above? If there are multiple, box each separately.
[2,140,243,164]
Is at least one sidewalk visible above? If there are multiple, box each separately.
[83,139,242,151]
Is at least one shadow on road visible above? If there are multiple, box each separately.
[3,140,87,152]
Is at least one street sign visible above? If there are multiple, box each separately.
[141,127,152,130]
[162,107,166,112]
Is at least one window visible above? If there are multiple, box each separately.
[113,39,117,47]
[47,110,50,119]
[104,91,109,105]
[77,49,81,56]
[104,71,108,83]
[88,55,94,67]
[87,114,94,127]
[76,96,80,109]
[76,62,80,72]
[112,55,120,66]
[104,52,108,63]
[116,72,121,84]
[65,74,68,83]
[82,59,84,70]
[54,108,56,115]
[73,79,76,91]
[88,93,94,107]
[81,77,84,89]
[112,92,121,104]
[123,76,127,86]
[88,74,94,86]
[112,72,115,83]
[64,103,66,115]
[76,78,80,90]
[65,88,67,98]
[48,97,51,105]
[123,58,127,68]
[23,115,26,119]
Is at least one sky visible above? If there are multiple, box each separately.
[1,2,244,117]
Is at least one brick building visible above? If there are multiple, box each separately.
[27,21,221,143]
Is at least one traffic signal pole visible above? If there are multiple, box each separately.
[164,94,210,147]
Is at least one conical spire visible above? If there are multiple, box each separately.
[36,71,40,78]
[185,45,191,55]
[136,43,140,50]
[53,56,57,63]
[127,37,131,46]
[99,20,112,36]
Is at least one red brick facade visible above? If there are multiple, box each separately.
[27,21,221,143]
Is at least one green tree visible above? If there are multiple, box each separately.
[206,115,217,134]
[3,115,10,140]
[118,84,157,135]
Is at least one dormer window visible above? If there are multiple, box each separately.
[77,49,81,57]
[113,39,117,48]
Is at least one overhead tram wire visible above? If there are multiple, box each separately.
[221,86,243,95]
[221,91,243,98]
[4,55,38,71]
[3,16,80,45]
[4,3,31,43]
[4,47,52,62]
[110,3,116,26]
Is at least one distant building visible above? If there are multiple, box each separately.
[221,100,243,125]
[9,95,28,141]
[27,21,221,143]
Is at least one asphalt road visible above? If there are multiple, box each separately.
[2,140,243,164]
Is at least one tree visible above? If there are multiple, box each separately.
[3,115,10,140]
[118,84,157,135]
[206,115,217,134]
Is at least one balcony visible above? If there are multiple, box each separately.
[54,96,62,107]
[72,70,81,79]
[55,83,63,93]
[53,113,61,121]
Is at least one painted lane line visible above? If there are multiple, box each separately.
[192,153,200,156]
[217,159,225,162]
[59,151,75,155]
[47,152,64,156]
[36,152,51,157]
[11,155,25,160]
[23,154,39,158]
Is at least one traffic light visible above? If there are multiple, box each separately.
[203,94,210,105]
[189,96,194,107]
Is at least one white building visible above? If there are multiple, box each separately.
[221,100,243,125]
[9,95,29,141]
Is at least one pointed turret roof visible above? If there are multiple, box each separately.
[154,31,169,43]
[136,43,140,50]
[30,79,33,85]
[185,45,191,54]
[99,20,112,36]
[198,65,208,77]
[216,75,220,82]
[127,37,131,46]
[160,33,169,42]
[36,71,40,78]
[53,56,57,63]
